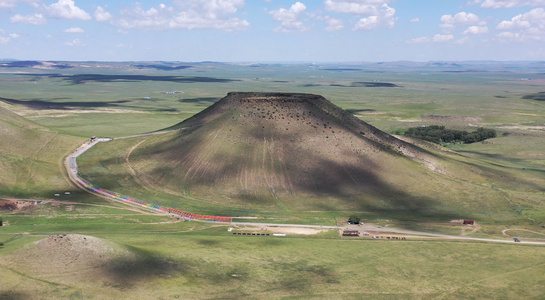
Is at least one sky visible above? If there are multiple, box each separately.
[0,0,544,62]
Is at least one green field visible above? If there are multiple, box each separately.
[1,61,545,298]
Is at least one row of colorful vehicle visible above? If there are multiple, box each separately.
[76,178,232,222]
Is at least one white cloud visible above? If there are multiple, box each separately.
[410,18,419,23]
[270,2,309,32]
[480,0,545,8]
[324,1,396,30]
[407,36,430,44]
[65,38,84,46]
[407,34,455,43]
[0,0,39,9]
[353,3,396,30]
[463,25,489,34]
[496,8,545,41]
[117,0,249,31]
[0,29,19,44]
[44,0,91,20]
[324,0,390,14]
[9,0,90,25]
[433,34,454,42]
[10,13,46,24]
[497,31,519,39]
[94,6,112,22]
[456,36,471,44]
[64,27,84,33]
[440,12,484,28]
[325,17,344,31]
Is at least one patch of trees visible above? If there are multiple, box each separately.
[348,215,361,224]
[403,125,496,144]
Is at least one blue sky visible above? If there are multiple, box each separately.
[0,0,544,62]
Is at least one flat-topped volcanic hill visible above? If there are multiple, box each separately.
[127,92,452,212]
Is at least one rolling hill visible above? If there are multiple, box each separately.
[0,101,82,196]
[119,92,520,218]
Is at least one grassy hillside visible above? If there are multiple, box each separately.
[0,101,83,197]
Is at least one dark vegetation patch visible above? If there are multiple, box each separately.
[522,92,545,101]
[132,64,191,71]
[495,95,508,98]
[402,125,497,144]
[52,74,239,85]
[272,80,289,83]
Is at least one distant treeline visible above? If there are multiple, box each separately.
[403,125,496,144]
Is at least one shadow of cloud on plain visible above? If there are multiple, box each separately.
[0,96,130,110]
[301,82,401,88]
[522,92,545,101]
[0,96,179,112]
[132,64,191,71]
[180,97,219,103]
[0,291,32,300]
[103,246,184,287]
[54,74,240,85]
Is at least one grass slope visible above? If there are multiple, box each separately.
[0,102,83,196]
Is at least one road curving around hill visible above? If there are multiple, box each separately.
[64,131,545,246]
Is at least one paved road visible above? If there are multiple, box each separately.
[227,221,545,245]
[64,131,545,246]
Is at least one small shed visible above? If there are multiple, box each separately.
[342,230,359,236]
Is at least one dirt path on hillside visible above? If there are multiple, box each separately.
[502,228,545,237]
[0,197,161,215]
[124,140,186,197]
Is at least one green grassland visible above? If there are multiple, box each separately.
[1,212,545,299]
[1,61,545,298]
